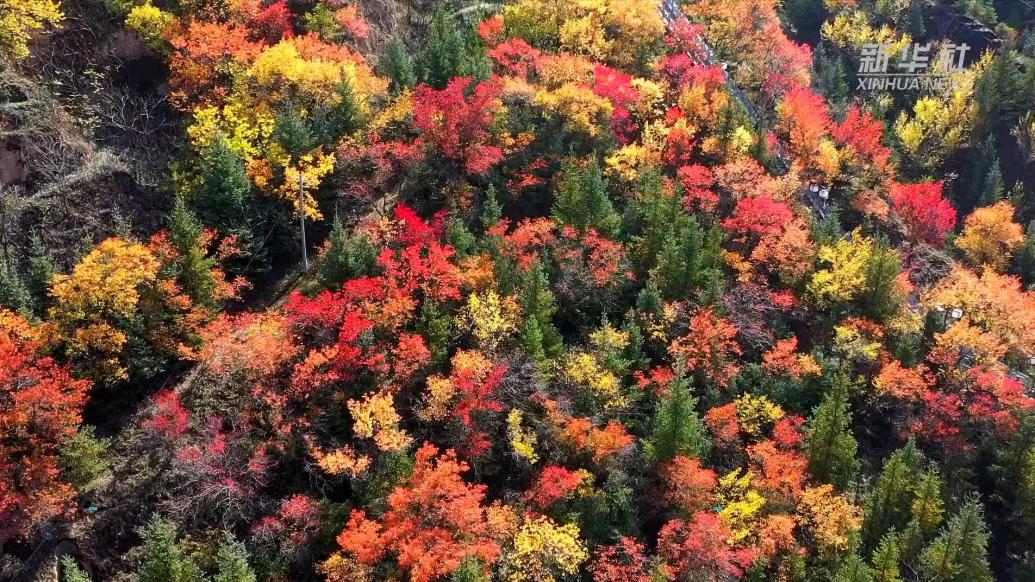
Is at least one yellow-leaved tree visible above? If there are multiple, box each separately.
[502,515,589,582]
[46,238,204,384]
[502,0,664,69]
[807,230,874,308]
[894,52,991,173]
[0,0,62,61]
[956,201,1025,271]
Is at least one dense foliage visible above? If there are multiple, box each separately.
[4,0,1035,580]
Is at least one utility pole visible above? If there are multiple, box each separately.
[298,172,309,270]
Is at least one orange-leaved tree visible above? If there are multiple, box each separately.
[327,443,505,582]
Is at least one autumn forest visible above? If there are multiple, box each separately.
[3,0,1035,580]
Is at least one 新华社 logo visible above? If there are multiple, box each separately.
[857,42,971,91]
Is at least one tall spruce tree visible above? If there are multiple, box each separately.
[871,531,903,582]
[25,231,55,313]
[649,218,723,301]
[834,552,874,582]
[447,215,477,257]
[813,44,850,108]
[194,138,251,231]
[903,0,925,37]
[520,261,563,365]
[480,184,502,230]
[980,159,1005,206]
[625,169,681,271]
[193,137,273,275]
[386,38,417,92]
[552,157,620,236]
[0,257,31,315]
[135,517,204,582]
[900,471,946,562]
[647,370,711,463]
[918,500,994,582]
[418,7,488,88]
[318,219,376,289]
[311,80,364,144]
[805,371,859,490]
[418,300,453,366]
[214,536,257,582]
[272,104,318,159]
[168,195,218,308]
[863,441,922,551]
[860,239,904,323]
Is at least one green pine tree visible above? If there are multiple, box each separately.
[214,536,257,582]
[311,79,364,143]
[26,231,55,313]
[833,552,874,582]
[519,262,563,364]
[900,471,946,562]
[480,184,502,230]
[980,159,1005,206]
[318,219,376,289]
[552,158,620,236]
[135,516,204,582]
[168,195,218,308]
[59,425,110,492]
[417,299,453,366]
[447,215,477,257]
[647,370,711,463]
[621,318,648,372]
[714,99,743,157]
[863,441,922,550]
[812,207,843,246]
[860,239,904,322]
[419,7,487,89]
[974,52,1025,136]
[650,231,691,300]
[192,137,273,276]
[386,38,417,92]
[651,224,700,300]
[635,280,664,317]
[805,371,859,490]
[194,138,252,230]
[1008,180,1026,209]
[625,169,682,271]
[813,44,849,108]
[648,217,724,301]
[272,104,318,159]
[61,556,92,582]
[871,531,903,582]
[0,257,31,315]
[918,500,994,582]
[903,0,925,37]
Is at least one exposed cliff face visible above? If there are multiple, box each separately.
[0,73,166,276]
[1,0,176,274]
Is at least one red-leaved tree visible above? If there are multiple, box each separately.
[413,77,504,176]
[1,311,92,545]
[658,511,758,581]
[889,181,957,246]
